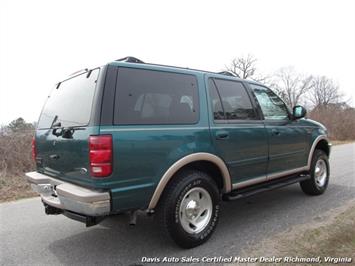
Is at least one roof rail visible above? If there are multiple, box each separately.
[116,56,145,64]
[113,57,242,79]
[69,68,89,77]
[217,71,240,78]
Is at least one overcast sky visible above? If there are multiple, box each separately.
[1,0,354,125]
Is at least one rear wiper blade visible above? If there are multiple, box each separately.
[63,126,86,131]
[50,116,63,137]
[50,115,60,129]
[51,119,86,138]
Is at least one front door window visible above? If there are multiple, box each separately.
[250,84,289,120]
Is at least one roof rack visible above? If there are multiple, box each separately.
[116,56,145,64]
[217,71,240,78]
[69,68,89,77]
[114,56,242,79]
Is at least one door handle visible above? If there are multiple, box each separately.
[216,131,229,140]
[271,129,280,136]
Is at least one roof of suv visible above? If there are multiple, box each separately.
[108,58,251,83]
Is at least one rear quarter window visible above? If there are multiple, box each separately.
[114,68,199,125]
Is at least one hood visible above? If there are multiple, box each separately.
[300,118,328,135]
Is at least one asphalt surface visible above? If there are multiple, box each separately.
[1,143,354,266]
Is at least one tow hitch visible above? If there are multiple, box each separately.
[43,202,62,215]
[42,202,105,227]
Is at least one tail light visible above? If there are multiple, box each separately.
[31,137,37,161]
[89,135,112,177]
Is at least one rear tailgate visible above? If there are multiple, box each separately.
[36,126,99,185]
[35,68,101,186]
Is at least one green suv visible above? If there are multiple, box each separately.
[26,57,331,248]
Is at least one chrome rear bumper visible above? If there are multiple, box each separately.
[25,171,110,216]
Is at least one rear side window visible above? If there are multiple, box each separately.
[114,68,199,125]
[38,69,100,129]
[212,79,257,120]
[208,79,225,120]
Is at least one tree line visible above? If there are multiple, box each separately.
[225,54,345,108]
[225,54,355,140]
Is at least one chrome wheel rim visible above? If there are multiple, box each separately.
[314,159,327,187]
[179,187,212,234]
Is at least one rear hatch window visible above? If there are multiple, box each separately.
[38,69,100,129]
[36,69,101,185]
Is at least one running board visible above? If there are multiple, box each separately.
[224,174,310,201]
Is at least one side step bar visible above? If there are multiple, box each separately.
[224,174,310,201]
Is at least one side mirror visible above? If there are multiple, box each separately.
[293,105,307,119]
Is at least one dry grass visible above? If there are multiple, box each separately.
[0,174,37,202]
[0,130,36,202]
[0,131,34,175]
[309,105,355,141]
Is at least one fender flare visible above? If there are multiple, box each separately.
[307,135,330,169]
[148,152,231,209]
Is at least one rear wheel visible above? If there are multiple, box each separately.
[300,149,329,195]
[157,170,220,248]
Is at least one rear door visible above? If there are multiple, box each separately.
[207,77,268,186]
[35,68,102,186]
[248,83,308,177]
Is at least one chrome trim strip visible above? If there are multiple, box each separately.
[148,153,232,209]
[232,175,267,190]
[211,126,265,129]
[232,166,308,190]
[267,166,308,180]
[100,127,209,132]
[101,126,317,132]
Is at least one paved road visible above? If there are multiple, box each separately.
[1,144,354,266]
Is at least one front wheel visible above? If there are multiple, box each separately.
[300,149,329,195]
[157,170,220,249]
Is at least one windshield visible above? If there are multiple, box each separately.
[38,68,100,129]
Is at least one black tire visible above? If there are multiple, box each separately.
[156,169,220,249]
[300,149,329,195]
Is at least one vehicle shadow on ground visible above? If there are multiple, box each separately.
[48,184,355,265]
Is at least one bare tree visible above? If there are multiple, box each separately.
[271,67,313,107]
[309,76,343,107]
[225,54,268,82]
[226,54,256,79]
